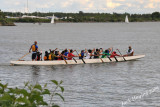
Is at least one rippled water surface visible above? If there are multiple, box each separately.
[0,22,160,107]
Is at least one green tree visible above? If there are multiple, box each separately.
[152,12,160,20]
[0,80,64,107]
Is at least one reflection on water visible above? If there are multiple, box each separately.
[31,66,40,84]
[31,66,41,72]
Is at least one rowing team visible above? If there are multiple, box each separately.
[29,41,134,61]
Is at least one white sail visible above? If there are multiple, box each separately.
[125,15,129,23]
[51,14,54,24]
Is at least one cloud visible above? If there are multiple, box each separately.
[106,0,121,8]
[144,3,154,8]
[0,0,160,13]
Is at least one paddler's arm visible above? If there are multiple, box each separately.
[54,48,58,51]
[85,48,87,53]
[61,55,71,59]
[29,45,32,53]
[73,50,76,53]
[100,48,103,53]
[116,54,121,57]
[91,48,95,54]
[72,54,78,57]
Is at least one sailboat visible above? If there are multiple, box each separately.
[51,14,54,24]
[125,15,129,23]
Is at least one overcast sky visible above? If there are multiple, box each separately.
[0,0,160,13]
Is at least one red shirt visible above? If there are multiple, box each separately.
[68,53,75,60]
[110,52,120,58]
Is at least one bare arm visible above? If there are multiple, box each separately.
[54,48,58,51]
[85,48,87,53]
[91,48,95,54]
[29,46,32,53]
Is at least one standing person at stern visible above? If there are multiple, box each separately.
[29,41,38,61]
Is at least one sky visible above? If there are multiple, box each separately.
[0,0,160,13]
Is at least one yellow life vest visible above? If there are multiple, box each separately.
[49,54,52,60]
[79,54,81,57]
[32,45,36,52]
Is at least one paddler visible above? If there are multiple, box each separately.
[29,41,38,61]
[101,49,111,58]
[79,50,85,59]
[94,49,100,59]
[67,49,78,60]
[85,48,95,59]
[110,51,120,58]
[64,49,69,60]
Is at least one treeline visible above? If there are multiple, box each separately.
[3,11,160,22]
[0,10,15,26]
[9,18,50,23]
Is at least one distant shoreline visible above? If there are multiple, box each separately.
[13,21,160,24]
[0,22,15,26]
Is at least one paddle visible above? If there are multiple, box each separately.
[18,52,30,61]
[116,49,126,61]
[57,49,68,64]
[95,51,104,63]
[40,51,42,61]
[73,58,77,63]
[114,56,118,62]
[107,55,112,61]
[75,50,86,64]
[62,56,68,64]
[110,47,118,62]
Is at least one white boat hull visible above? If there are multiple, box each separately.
[10,55,145,66]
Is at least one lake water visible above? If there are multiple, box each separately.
[0,22,160,107]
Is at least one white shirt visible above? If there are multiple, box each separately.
[85,52,91,59]
[127,49,134,54]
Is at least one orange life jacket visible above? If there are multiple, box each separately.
[44,56,47,60]
[32,45,36,52]
[49,54,52,60]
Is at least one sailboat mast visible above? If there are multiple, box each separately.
[27,0,28,15]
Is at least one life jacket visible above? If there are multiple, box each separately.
[79,53,85,59]
[49,54,52,60]
[32,45,37,52]
[44,56,47,60]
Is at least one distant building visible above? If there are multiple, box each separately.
[22,15,36,18]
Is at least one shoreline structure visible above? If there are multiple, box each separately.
[1,11,160,24]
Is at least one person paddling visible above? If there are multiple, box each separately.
[64,49,69,60]
[85,48,94,59]
[94,49,100,59]
[68,49,78,60]
[29,41,38,61]
[44,51,49,61]
[101,49,111,58]
[79,50,85,59]
[110,51,120,58]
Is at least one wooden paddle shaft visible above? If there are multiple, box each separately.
[75,50,86,64]
[117,49,126,61]
[18,52,30,61]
